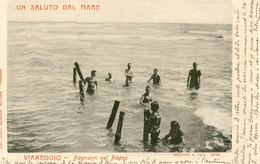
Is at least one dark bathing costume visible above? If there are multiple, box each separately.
[189,69,201,89]
[150,112,161,145]
[151,74,161,85]
[142,93,152,103]
[168,129,184,145]
[84,76,97,94]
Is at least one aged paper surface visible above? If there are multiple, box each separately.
[0,0,259,163]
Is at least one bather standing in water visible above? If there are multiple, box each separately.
[140,86,153,106]
[187,62,201,90]
[149,101,161,146]
[125,63,134,85]
[143,101,161,145]
[84,70,98,94]
[147,68,161,85]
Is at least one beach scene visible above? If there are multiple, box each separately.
[7,22,232,152]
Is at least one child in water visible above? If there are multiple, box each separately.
[140,86,152,106]
[147,68,161,85]
[163,121,185,151]
[149,101,161,146]
[143,101,161,146]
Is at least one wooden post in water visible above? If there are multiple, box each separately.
[79,80,84,102]
[114,111,125,145]
[143,109,150,143]
[106,100,120,130]
[74,62,84,81]
[73,67,77,86]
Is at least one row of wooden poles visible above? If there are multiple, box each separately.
[73,62,125,145]
[107,100,125,145]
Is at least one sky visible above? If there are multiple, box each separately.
[8,0,233,24]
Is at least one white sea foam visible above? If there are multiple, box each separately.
[194,106,232,136]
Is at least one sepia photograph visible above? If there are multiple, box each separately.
[7,0,232,153]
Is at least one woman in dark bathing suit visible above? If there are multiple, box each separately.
[140,86,152,105]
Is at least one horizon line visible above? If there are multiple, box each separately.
[8,20,232,26]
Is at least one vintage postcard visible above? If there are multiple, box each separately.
[0,0,259,163]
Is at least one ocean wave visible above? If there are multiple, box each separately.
[194,106,231,136]
[188,29,231,40]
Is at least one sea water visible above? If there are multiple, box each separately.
[7,22,232,152]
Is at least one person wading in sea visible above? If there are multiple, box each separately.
[147,68,161,85]
[187,62,201,90]
[84,70,98,94]
[140,86,153,106]
[143,101,161,145]
[105,72,115,81]
[125,63,134,86]
[149,101,161,146]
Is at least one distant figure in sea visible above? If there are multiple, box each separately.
[187,62,201,90]
[140,86,153,106]
[105,72,115,81]
[143,101,161,145]
[125,63,134,85]
[84,70,98,94]
[162,121,185,151]
[147,68,161,85]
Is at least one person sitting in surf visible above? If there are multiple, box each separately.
[105,72,115,81]
[140,86,153,106]
[187,62,201,90]
[163,121,185,151]
[147,68,161,85]
[84,70,98,94]
[125,63,134,85]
